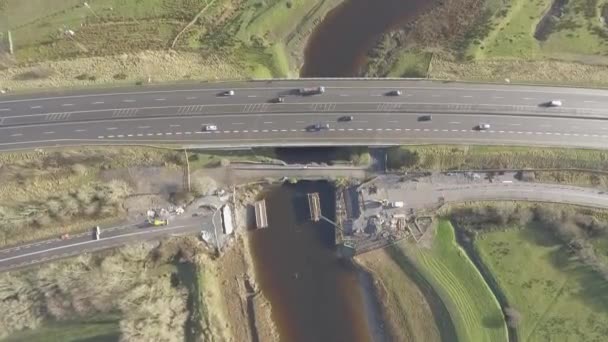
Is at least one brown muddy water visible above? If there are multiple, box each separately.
[248,181,386,342]
[300,0,436,77]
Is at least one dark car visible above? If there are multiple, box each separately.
[272,96,285,103]
[418,115,432,122]
[386,90,402,96]
[338,115,354,122]
[307,123,330,131]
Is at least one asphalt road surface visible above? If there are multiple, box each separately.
[2,79,608,150]
[0,214,214,272]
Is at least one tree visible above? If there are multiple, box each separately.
[504,307,522,328]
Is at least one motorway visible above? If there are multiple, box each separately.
[3,79,608,271]
[1,79,608,150]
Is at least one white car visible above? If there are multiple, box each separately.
[548,100,562,107]
[478,123,491,130]
[203,124,218,131]
[224,90,235,96]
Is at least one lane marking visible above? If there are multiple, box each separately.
[263,121,273,124]
[155,98,166,101]
[449,121,461,124]
[0,108,10,111]
[137,126,150,129]
[186,96,197,100]
[92,101,104,104]
[106,127,117,130]
[74,129,87,132]
[169,124,180,127]
[462,95,473,98]
[340,94,350,97]
[123,99,135,103]
[432,95,441,97]
[232,122,244,125]
[43,131,54,134]
[11,133,22,137]
[30,106,42,109]
[523,97,535,100]
[493,96,504,99]
[62,103,74,106]
[0,224,193,263]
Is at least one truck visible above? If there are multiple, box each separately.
[298,86,325,95]
[148,218,169,226]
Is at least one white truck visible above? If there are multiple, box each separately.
[298,86,325,95]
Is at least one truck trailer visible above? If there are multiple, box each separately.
[298,86,325,95]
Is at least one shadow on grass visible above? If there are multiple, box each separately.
[385,244,459,342]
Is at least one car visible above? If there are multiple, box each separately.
[548,100,562,107]
[148,218,169,226]
[223,90,235,96]
[202,124,218,131]
[478,123,491,130]
[308,123,330,131]
[387,90,402,96]
[93,226,101,240]
[338,115,354,122]
[418,115,432,122]
[272,96,285,103]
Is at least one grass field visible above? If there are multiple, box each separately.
[387,145,608,171]
[476,226,608,341]
[409,220,508,342]
[0,0,343,89]
[386,51,432,78]
[356,247,443,342]
[472,0,608,60]
[3,314,120,342]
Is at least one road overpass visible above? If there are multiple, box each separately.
[1,79,608,150]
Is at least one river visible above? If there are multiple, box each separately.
[248,181,384,342]
[300,0,435,77]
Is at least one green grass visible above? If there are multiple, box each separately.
[2,314,120,342]
[387,145,608,171]
[476,226,608,341]
[472,0,608,60]
[386,51,431,78]
[410,220,508,342]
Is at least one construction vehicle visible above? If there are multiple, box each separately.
[148,218,169,226]
[298,86,325,95]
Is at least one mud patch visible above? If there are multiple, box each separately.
[534,0,569,41]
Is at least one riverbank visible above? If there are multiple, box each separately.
[0,0,344,91]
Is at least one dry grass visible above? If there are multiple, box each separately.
[0,50,244,90]
[0,239,208,340]
[429,55,608,87]
[387,145,608,171]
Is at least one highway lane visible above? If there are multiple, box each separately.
[0,79,608,149]
[1,80,608,123]
[3,111,608,150]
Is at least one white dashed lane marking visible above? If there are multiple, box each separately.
[0,108,10,111]
[93,126,608,140]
